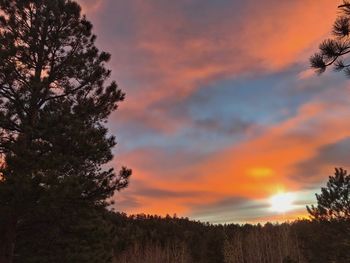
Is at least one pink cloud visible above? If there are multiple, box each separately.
[78,0,104,13]
[86,0,340,133]
[77,0,349,221]
[115,84,350,218]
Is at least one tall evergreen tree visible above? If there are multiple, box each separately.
[307,168,350,221]
[303,168,350,262]
[311,0,350,75]
[0,0,131,262]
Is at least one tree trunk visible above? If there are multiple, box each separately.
[0,215,17,263]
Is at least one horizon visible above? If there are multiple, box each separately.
[79,0,349,224]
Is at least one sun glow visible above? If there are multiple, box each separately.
[248,167,274,178]
[269,192,296,213]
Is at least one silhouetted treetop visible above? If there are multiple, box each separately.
[0,0,131,203]
[307,168,350,221]
[0,0,123,140]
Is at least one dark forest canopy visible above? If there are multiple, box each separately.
[111,168,350,263]
[109,212,350,263]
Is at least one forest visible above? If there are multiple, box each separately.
[110,212,350,263]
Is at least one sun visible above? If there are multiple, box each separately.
[269,192,295,213]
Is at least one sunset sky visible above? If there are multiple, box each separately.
[79,0,350,223]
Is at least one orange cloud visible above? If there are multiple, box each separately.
[197,93,350,195]
[105,0,339,117]
[78,0,104,14]
[115,85,350,220]
[90,0,341,142]
[240,0,339,70]
[88,0,348,222]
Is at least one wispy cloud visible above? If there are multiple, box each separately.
[80,0,348,223]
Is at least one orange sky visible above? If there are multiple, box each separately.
[79,0,350,223]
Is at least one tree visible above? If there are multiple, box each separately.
[307,168,350,221]
[282,256,296,263]
[294,219,350,263]
[310,0,350,75]
[0,0,131,262]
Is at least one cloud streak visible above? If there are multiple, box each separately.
[80,0,349,223]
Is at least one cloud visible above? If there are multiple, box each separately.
[298,69,316,80]
[77,0,350,222]
[130,186,209,199]
[114,83,350,220]
[189,194,309,224]
[195,86,350,195]
[294,138,350,183]
[79,0,340,134]
[115,195,141,210]
[78,0,104,13]
[189,196,268,222]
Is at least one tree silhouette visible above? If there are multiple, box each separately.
[0,0,131,262]
[307,168,350,221]
[310,0,350,76]
[303,168,350,262]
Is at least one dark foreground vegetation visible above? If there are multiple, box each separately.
[109,213,350,263]
[109,165,350,263]
[110,168,350,262]
[7,165,349,263]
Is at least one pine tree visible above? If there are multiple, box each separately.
[0,0,131,262]
[307,168,350,221]
[310,0,350,75]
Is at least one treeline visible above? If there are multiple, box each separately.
[109,213,350,263]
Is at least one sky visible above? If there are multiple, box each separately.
[79,0,350,224]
